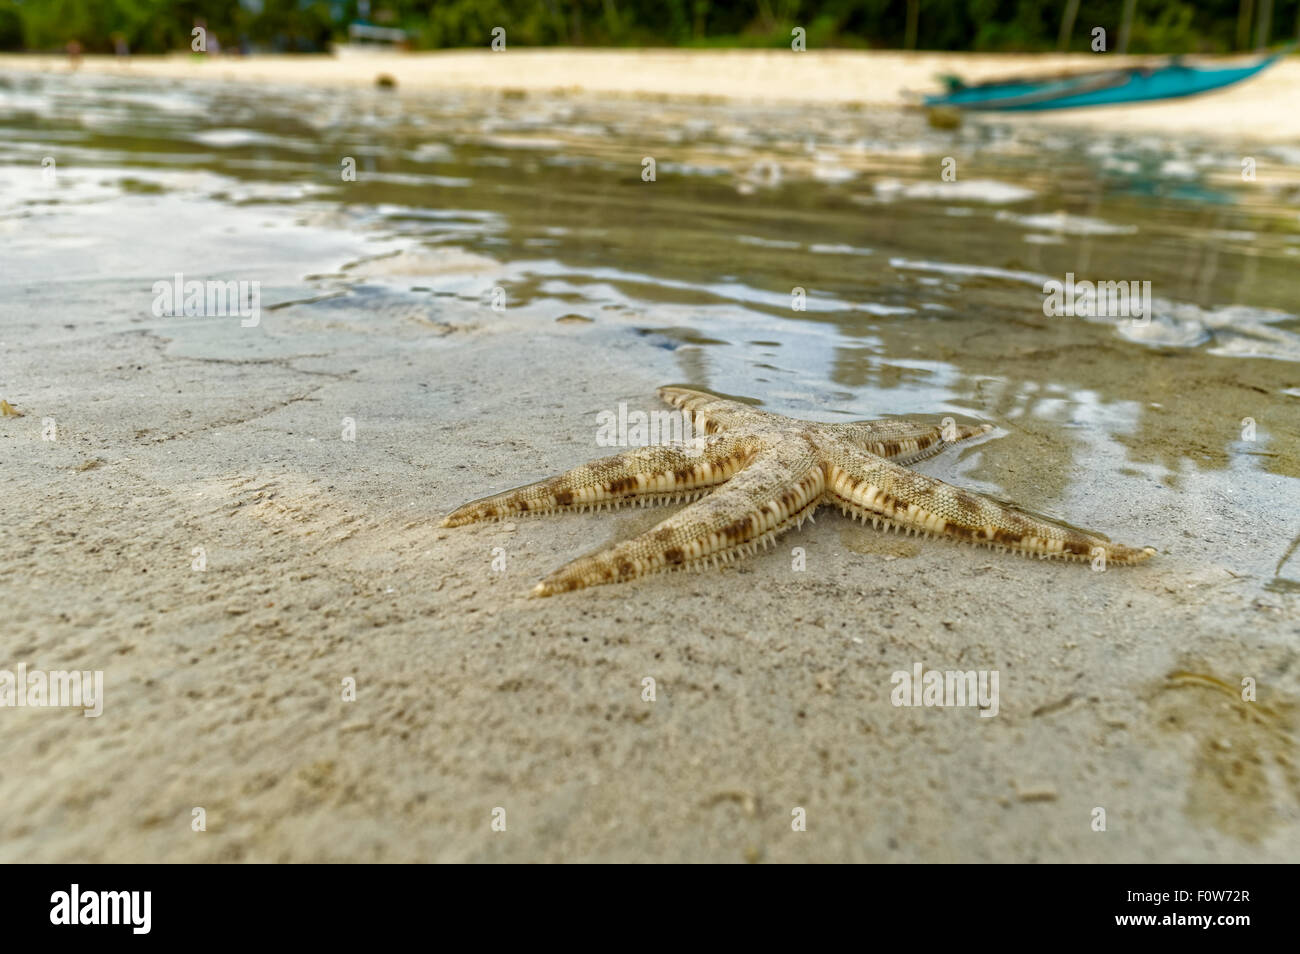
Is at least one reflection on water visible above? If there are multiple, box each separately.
[2,69,1298,587]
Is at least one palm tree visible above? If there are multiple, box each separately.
[1255,0,1273,49]
[1057,0,1081,52]
[1117,0,1137,54]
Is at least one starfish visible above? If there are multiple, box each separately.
[443,387,1155,596]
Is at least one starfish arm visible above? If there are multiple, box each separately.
[656,386,775,433]
[822,445,1155,565]
[441,434,763,526]
[832,419,992,466]
[532,436,825,595]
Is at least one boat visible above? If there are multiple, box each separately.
[336,21,409,54]
[924,46,1292,111]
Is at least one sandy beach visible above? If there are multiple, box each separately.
[4,273,1297,862]
[5,46,1300,140]
[2,49,1298,863]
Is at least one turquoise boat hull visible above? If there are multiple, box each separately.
[925,50,1288,111]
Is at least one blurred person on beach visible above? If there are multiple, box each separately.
[193,18,221,55]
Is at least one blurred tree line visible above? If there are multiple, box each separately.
[1,0,1296,55]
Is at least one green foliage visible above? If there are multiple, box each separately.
[1126,3,1203,54]
[0,1,23,49]
[5,0,1297,54]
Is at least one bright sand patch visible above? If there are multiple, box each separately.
[3,48,1299,141]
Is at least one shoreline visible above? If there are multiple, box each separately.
[3,55,1298,863]
[4,48,1300,141]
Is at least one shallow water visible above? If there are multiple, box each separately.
[3,69,1298,591]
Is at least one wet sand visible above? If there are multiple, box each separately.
[3,264,1298,862]
[1,54,1298,863]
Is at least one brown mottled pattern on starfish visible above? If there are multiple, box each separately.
[839,419,992,466]
[823,444,1152,564]
[533,436,823,596]
[443,386,1156,595]
[441,434,763,526]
